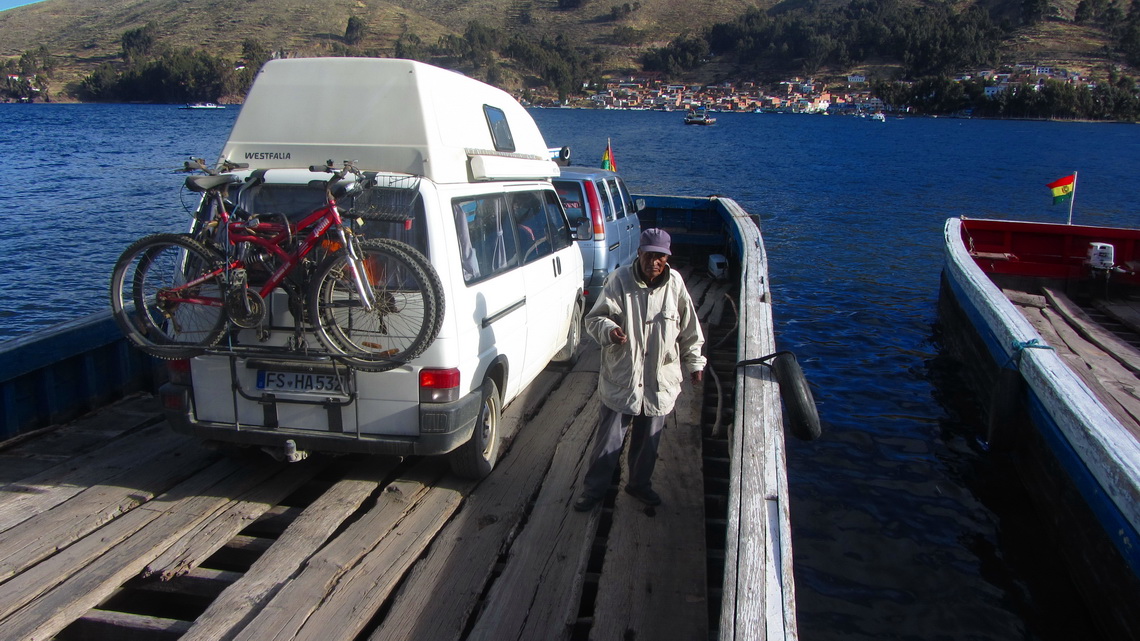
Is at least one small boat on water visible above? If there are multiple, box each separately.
[180,102,225,109]
[939,216,1140,639]
[870,112,885,122]
[684,108,716,125]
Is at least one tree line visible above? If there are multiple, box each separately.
[644,0,1002,78]
[875,73,1140,120]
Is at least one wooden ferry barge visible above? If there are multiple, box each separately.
[0,194,808,641]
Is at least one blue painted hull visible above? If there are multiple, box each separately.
[0,311,156,440]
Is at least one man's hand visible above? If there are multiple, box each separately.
[690,370,703,384]
[610,327,628,345]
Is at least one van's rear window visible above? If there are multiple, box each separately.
[552,181,586,226]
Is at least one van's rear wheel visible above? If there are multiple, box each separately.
[448,378,501,479]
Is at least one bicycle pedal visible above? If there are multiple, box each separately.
[361,343,399,357]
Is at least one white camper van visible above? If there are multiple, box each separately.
[159,58,585,478]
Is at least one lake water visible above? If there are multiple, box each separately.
[2,103,1137,640]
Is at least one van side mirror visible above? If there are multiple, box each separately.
[634,198,646,213]
[575,219,592,240]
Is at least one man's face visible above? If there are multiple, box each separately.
[638,249,669,281]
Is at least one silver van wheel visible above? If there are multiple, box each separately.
[447,378,501,479]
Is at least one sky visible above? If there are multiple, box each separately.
[0,0,45,11]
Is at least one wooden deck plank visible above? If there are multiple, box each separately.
[228,462,447,641]
[591,379,709,641]
[1028,305,1140,439]
[464,393,602,641]
[72,608,192,639]
[0,458,248,622]
[0,457,283,641]
[142,458,330,581]
[180,458,397,641]
[291,481,465,641]
[0,424,194,533]
[0,454,72,486]
[1043,287,1140,375]
[368,364,599,641]
[0,441,219,583]
[1096,297,1140,336]
[0,393,161,457]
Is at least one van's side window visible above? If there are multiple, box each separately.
[510,191,552,264]
[543,190,573,252]
[453,195,519,284]
[614,178,636,216]
[483,105,516,152]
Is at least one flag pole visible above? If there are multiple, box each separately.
[1067,171,1077,225]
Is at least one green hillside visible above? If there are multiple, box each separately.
[0,0,1128,102]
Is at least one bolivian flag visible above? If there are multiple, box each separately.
[601,140,617,172]
[1047,174,1076,204]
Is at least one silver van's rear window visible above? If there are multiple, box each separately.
[552,181,587,226]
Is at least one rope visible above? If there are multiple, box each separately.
[1003,338,1053,369]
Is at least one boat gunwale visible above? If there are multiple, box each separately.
[713,196,797,641]
[942,216,1140,572]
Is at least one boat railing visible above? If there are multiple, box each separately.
[0,310,157,441]
[639,194,798,640]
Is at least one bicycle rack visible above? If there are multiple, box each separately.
[203,341,359,434]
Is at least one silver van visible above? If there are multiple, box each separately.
[552,167,642,305]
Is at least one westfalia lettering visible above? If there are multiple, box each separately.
[244,151,292,160]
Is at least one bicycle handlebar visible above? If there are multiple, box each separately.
[183,157,249,175]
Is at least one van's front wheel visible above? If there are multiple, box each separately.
[552,299,582,364]
[448,378,501,479]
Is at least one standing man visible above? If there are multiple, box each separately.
[573,228,706,511]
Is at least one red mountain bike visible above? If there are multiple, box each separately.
[110,161,444,372]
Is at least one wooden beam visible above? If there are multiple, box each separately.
[370,365,598,641]
[180,458,396,641]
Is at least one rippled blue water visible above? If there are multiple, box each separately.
[3,103,1138,640]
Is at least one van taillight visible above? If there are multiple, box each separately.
[166,359,192,385]
[419,368,460,403]
[583,182,605,237]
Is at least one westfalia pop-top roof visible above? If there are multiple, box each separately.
[219,58,559,184]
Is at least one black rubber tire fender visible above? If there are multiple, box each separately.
[772,352,822,441]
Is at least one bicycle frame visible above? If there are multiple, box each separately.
[163,177,378,313]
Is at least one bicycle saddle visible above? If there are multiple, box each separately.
[185,174,243,193]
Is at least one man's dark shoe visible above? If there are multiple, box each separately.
[573,492,602,512]
[624,485,662,506]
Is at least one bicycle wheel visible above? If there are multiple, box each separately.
[110,233,228,359]
[310,238,444,372]
[373,238,446,326]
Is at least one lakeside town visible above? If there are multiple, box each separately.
[537,62,1090,115]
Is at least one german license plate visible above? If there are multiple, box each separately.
[257,370,344,393]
